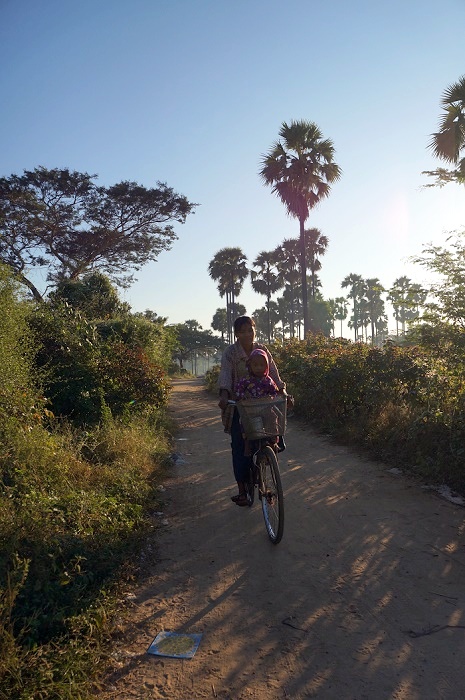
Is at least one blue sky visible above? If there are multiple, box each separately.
[1,0,465,336]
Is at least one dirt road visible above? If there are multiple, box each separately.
[104,378,465,699]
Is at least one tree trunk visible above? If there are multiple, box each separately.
[266,293,271,344]
[230,273,235,345]
[299,217,309,337]
[289,285,295,338]
[226,290,232,345]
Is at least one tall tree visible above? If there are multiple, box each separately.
[211,308,228,340]
[0,167,197,299]
[407,283,427,325]
[308,293,333,336]
[275,238,301,338]
[364,278,386,344]
[304,228,329,298]
[208,248,248,343]
[260,120,341,337]
[172,321,223,371]
[252,302,280,342]
[333,296,348,337]
[341,273,364,341]
[388,276,411,335]
[387,276,426,335]
[250,250,283,343]
[275,295,291,339]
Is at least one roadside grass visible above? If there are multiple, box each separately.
[0,409,175,700]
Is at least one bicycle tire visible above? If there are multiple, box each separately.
[258,445,284,544]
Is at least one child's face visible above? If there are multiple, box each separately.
[249,355,267,378]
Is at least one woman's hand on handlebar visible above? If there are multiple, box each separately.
[218,390,230,411]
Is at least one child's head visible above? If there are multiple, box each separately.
[247,349,269,379]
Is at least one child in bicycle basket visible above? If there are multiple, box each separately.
[235,349,280,454]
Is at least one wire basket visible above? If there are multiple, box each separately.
[236,395,287,440]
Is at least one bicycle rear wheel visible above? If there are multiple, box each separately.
[258,445,284,544]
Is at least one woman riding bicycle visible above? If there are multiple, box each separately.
[217,316,287,507]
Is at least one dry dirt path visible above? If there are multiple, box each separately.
[104,378,465,700]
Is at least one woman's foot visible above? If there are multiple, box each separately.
[231,493,249,506]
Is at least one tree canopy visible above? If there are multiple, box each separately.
[260,120,341,337]
[0,166,197,299]
[208,247,248,344]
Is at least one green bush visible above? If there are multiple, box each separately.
[272,335,465,493]
[205,364,220,393]
[29,302,170,426]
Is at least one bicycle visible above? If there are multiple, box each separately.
[229,394,287,544]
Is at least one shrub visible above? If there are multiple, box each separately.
[272,335,465,493]
[205,364,220,393]
[29,302,170,426]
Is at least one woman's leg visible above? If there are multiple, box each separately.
[230,409,252,491]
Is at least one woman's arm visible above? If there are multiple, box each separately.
[217,346,234,409]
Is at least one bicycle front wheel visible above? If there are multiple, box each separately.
[258,445,284,544]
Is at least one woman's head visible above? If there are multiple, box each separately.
[247,348,269,378]
[234,316,255,335]
[234,316,255,351]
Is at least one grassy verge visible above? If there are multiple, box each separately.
[0,408,174,700]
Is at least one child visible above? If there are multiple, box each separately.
[235,348,279,400]
[235,349,280,455]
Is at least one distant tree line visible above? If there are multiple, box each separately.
[208,239,427,346]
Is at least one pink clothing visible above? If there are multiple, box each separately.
[235,374,279,400]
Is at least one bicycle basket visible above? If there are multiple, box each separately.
[236,395,287,440]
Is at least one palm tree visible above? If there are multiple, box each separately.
[430,76,465,163]
[364,278,385,344]
[250,250,283,343]
[208,248,248,343]
[253,302,280,342]
[388,275,412,335]
[334,296,348,337]
[388,276,409,336]
[260,120,341,337]
[275,238,301,338]
[388,276,424,336]
[357,297,370,342]
[308,293,333,336]
[406,283,427,325]
[211,308,228,341]
[304,228,329,298]
[276,295,291,339]
[427,75,465,186]
[341,273,364,341]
